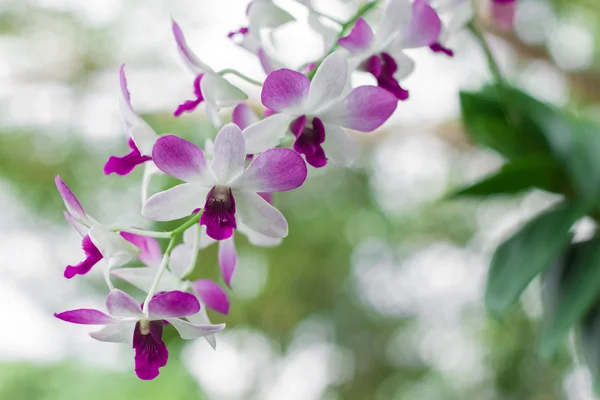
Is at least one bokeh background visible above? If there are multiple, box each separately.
[1,0,598,398]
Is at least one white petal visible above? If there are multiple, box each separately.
[186,308,217,349]
[142,183,210,221]
[89,322,134,343]
[305,52,349,113]
[201,73,247,109]
[321,123,358,167]
[88,225,140,268]
[243,113,294,154]
[373,0,412,50]
[131,124,159,156]
[167,318,226,340]
[172,19,212,75]
[198,225,217,249]
[237,221,282,247]
[210,123,246,184]
[141,162,161,205]
[111,267,180,293]
[233,190,288,239]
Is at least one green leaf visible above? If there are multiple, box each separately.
[448,154,565,198]
[541,239,600,358]
[485,203,584,317]
[459,90,551,160]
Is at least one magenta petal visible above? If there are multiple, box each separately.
[338,18,374,54]
[133,321,168,380]
[402,0,442,48]
[147,290,200,319]
[200,187,237,240]
[120,232,163,268]
[104,139,152,176]
[152,135,208,182]
[232,103,259,130]
[289,115,307,138]
[191,279,230,315]
[235,147,308,190]
[292,117,327,168]
[429,42,454,57]
[218,236,237,286]
[377,53,409,100]
[55,176,86,222]
[364,55,382,78]
[491,0,517,31]
[261,68,309,112]
[322,86,398,132]
[174,75,205,117]
[54,309,113,325]
[64,235,103,279]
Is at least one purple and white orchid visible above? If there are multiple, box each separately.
[56,176,139,279]
[429,0,474,56]
[55,289,224,380]
[142,123,307,241]
[104,65,161,202]
[243,52,398,168]
[338,0,442,100]
[172,20,248,122]
[490,0,517,32]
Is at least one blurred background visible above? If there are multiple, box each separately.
[0,0,598,398]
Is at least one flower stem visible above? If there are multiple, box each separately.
[141,212,203,314]
[467,22,506,87]
[111,227,172,239]
[307,0,381,80]
[218,69,263,86]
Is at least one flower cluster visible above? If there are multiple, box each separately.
[54,0,517,381]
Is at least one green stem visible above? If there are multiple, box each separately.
[111,227,172,239]
[307,0,381,80]
[467,22,506,87]
[218,68,263,86]
[141,212,203,315]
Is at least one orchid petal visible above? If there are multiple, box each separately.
[64,211,88,237]
[119,64,145,130]
[338,18,374,54]
[321,123,358,167]
[152,135,212,184]
[186,308,217,349]
[198,225,217,249]
[169,244,194,279]
[388,51,416,81]
[191,280,230,315]
[54,309,113,325]
[201,73,248,109]
[111,267,180,293]
[88,225,140,267]
[243,113,294,154]
[89,322,134,343]
[305,52,349,113]
[319,86,397,132]
[373,0,412,49]
[233,190,288,239]
[237,221,282,247]
[148,290,200,319]
[230,148,307,192]
[248,1,295,32]
[120,233,163,268]
[491,0,517,32]
[261,69,309,112]
[131,124,159,156]
[142,183,210,222]
[218,236,237,286]
[106,289,144,318]
[172,19,212,75]
[400,0,442,49]
[232,103,259,130]
[167,318,226,340]
[55,176,87,223]
[210,123,246,184]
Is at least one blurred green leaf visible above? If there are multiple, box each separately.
[459,89,550,159]
[581,299,600,394]
[541,238,600,358]
[447,154,565,198]
[485,203,584,317]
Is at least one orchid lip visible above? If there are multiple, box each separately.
[200,186,237,240]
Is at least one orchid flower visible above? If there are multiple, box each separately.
[56,176,139,279]
[112,232,228,349]
[142,123,307,241]
[242,52,398,168]
[338,0,441,100]
[490,0,517,32]
[104,65,161,202]
[55,289,225,380]
[172,20,248,121]
[429,0,474,55]
[232,103,261,130]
